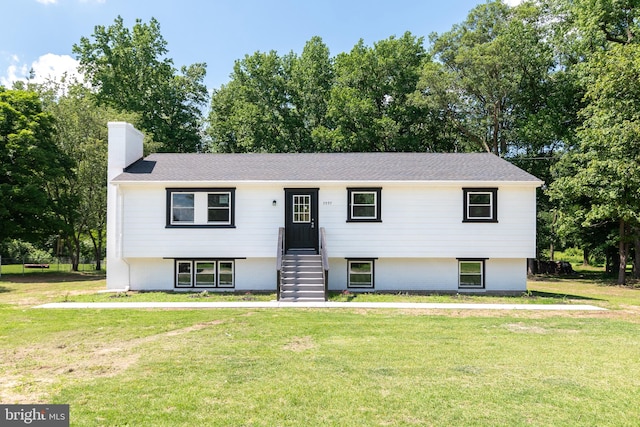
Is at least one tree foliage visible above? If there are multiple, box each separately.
[548,0,640,283]
[207,33,452,153]
[73,16,208,152]
[0,87,70,244]
[42,83,139,269]
[418,1,555,157]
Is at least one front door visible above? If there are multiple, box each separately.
[285,189,318,253]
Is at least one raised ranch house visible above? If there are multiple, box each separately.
[107,122,542,300]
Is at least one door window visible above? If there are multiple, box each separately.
[293,195,311,223]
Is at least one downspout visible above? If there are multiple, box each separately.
[117,187,131,290]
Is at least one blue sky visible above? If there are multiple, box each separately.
[0,0,520,90]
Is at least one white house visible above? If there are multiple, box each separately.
[107,122,542,300]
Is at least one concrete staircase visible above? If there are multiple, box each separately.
[279,253,326,302]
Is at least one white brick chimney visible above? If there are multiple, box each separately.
[106,122,144,290]
[107,122,144,181]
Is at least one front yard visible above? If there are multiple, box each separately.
[1,270,639,426]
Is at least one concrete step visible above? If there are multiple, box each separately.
[279,254,326,301]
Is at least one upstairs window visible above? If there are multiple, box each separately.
[172,193,195,224]
[347,188,382,222]
[208,193,231,224]
[167,188,235,227]
[463,188,497,222]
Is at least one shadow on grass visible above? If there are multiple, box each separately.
[530,270,622,285]
[0,272,105,284]
[526,290,604,302]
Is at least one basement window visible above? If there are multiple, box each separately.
[347,259,375,289]
[458,259,485,289]
[174,260,235,288]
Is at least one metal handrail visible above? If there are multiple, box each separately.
[276,227,285,300]
[319,227,329,300]
[319,227,329,272]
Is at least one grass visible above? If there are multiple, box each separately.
[1,269,640,426]
[0,263,102,275]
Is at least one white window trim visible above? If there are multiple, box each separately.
[347,188,382,222]
[347,259,375,288]
[458,260,485,289]
[176,261,194,287]
[293,195,311,224]
[217,261,235,288]
[463,188,498,223]
[171,192,195,225]
[351,191,378,220]
[167,188,235,228]
[175,260,235,288]
[207,191,232,225]
[467,191,493,220]
[194,261,216,287]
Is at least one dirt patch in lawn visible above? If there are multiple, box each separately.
[504,322,548,334]
[0,319,227,404]
[283,336,316,352]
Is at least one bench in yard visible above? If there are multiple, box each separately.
[24,263,50,269]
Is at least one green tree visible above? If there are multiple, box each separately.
[420,0,554,157]
[290,36,334,152]
[0,87,70,245]
[43,83,139,270]
[551,43,640,284]
[208,50,297,152]
[319,32,437,152]
[73,16,208,153]
[207,34,443,153]
[546,0,640,283]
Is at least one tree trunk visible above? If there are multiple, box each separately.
[618,219,627,285]
[66,239,80,272]
[89,227,104,271]
[549,242,555,262]
[583,247,590,266]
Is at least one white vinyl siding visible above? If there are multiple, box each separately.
[119,183,536,260]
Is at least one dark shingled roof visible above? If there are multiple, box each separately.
[113,152,542,183]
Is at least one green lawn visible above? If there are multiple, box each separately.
[1,271,639,426]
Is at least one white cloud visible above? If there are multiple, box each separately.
[36,0,58,5]
[503,0,524,6]
[31,53,83,83]
[1,53,83,88]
